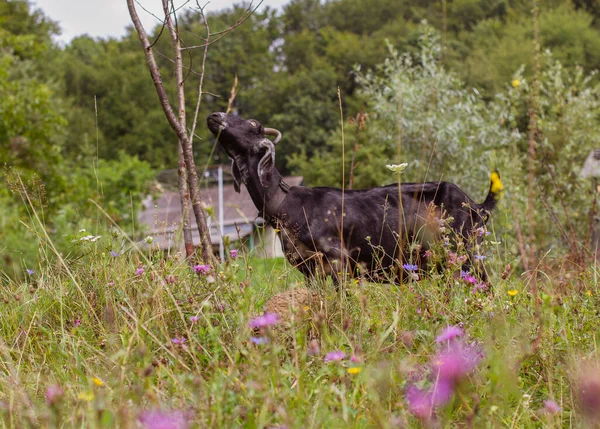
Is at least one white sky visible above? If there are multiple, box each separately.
[32,0,290,43]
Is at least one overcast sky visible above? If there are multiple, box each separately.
[32,0,290,43]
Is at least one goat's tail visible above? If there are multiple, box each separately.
[481,170,503,211]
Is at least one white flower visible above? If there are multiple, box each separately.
[78,228,86,233]
[386,163,408,172]
[90,236,101,242]
[144,236,154,244]
[80,235,93,241]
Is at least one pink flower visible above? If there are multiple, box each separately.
[432,342,482,383]
[248,313,280,329]
[74,319,81,327]
[460,271,478,284]
[435,326,464,343]
[193,264,210,275]
[136,267,145,276]
[189,316,200,323]
[543,399,562,414]
[423,250,432,259]
[171,337,186,345]
[139,410,188,429]
[230,249,238,259]
[324,350,346,362]
[45,384,64,405]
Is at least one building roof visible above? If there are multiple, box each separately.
[138,169,303,249]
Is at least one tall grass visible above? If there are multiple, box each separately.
[1,193,599,428]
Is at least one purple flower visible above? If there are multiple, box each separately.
[460,271,478,284]
[403,263,418,272]
[248,313,280,329]
[136,267,145,276]
[406,385,434,418]
[471,283,487,293]
[307,339,320,356]
[139,410,188,429]
[435,326,464,343]
[193,264,211,275]
[230,249,238,259]
[324,350,346,362]
[26,269,35,275]
[432,342,482,383]
[543,399,562,414]
[171,337,186,345]
[74,319,81,327]
[109,251,119,257]
[474,254,487,261]
[189,316,200,323]
[45,384,64,405]
[250,336,269,345]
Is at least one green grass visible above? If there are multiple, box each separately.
[1,228,600,428]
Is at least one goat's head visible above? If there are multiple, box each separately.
[207,112,282,192]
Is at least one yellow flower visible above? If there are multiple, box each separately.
[303,306,310,312]
[347,367,362,375]
[78,391,94,401]
[512,79,520,88]
[507,289,519,296]
[586,290,592,296]
[92,377,104,387]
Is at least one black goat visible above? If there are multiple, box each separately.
[207,112,502,283]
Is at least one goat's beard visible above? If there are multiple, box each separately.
[231,154,250,187]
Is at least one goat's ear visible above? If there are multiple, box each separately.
[231,159,241,193]
[257,139,275,188]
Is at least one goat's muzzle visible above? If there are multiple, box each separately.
[264,127,282,144]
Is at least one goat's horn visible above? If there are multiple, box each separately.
[264,127,282,144]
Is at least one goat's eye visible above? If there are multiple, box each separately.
[249,121,257,127]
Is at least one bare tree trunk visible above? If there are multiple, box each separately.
[161,0,195,259]
[127,0,213,263]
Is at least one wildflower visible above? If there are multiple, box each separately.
[460,271,478,284]
[230,249,239,259]
[107,281,115,287]
[578,374,600,422]
[171,337,186,345]
[435,326,464,343]
[507,289,519,296]
[406,385,434,418]
[74,319,81,327]
[90,236,101,242]
[586,290,592,297]
[26,269,35,275]
[92,377,104,387]
[109,251,119,257]
[471,283,487,294]
[432,342,482,383]
[403,263,418,272]
[250,336,269,345]
[77,391,94,401]
[423,250,432,259]
[193,264,211,275]
[324,350,346,362]
[474,254,487,261]
[136,267,145,276]
[189,315,200,323]
[144,236,154,244]
[45,384,64,405]
[350,355,361,363]
[347,367,361,375]
[543,399,562,414]
[248,313,280,329]
[78,228,86,233]
[512,79,521,88]
[307,339,320,356]
[139,410,189,429]
[386,163,408,172]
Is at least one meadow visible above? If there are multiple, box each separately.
[1,213,599,429]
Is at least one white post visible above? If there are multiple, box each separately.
[218,165,224,260]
